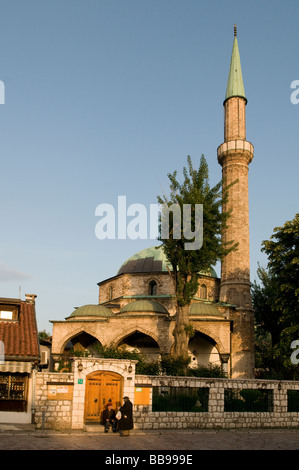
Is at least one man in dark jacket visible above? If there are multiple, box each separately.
[118,396,133,436]
[102,400,117,433]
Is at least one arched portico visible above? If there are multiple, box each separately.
[116,330,161,362]
[56,326,105,356]
[113,327,161,350]
[188,331,221,368]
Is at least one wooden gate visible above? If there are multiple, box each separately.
[84,371,123,423]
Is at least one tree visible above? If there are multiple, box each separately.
[252,266,284,375]
[157,155,237,360]
[262,213,299,324]
[38,330,51,341]
[252,214,299,379]
[252,265,283,346]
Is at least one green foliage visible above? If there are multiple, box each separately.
[157,155,236,358]
[136,360,161,376]
[261,213,299,323]
[38,330,51,340]
[68,348,90,357]
[92,343,159,375]
[75,344,225,378]
[253,214,299,380]
[57,357,72,372]
[157,155,236,307]
[188,363,226,378]
[158,356,225,377]
[184,323,195,338]
[160,355,191,376]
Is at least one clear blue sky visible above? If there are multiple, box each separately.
[0,0,298,332]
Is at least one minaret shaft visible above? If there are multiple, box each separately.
[224,96,246,141]
[217,32,254,309]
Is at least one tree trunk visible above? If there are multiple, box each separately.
[172,304,190,359]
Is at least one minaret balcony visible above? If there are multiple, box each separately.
[217,139,254,157]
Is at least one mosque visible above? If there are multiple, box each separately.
[51,27,255,379]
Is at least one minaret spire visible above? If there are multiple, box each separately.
[217,28,254,308]
[224,24,246,105]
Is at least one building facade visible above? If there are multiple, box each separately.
[0,295,40,424]
[49,28,256,427]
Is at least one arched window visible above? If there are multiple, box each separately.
[149,280,157,296]
[109,285,113,301]
[200,284,207,299]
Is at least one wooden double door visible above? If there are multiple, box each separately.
[84,371,123,423]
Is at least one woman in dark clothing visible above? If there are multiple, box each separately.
[117,396,133,436]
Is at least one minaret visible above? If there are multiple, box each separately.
[217,25,254,309]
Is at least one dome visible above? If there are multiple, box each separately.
[119,299,168,314]
[117,246,169,274]
[66,304,114,320]
[189,302,223,317]
[117,245,217,278]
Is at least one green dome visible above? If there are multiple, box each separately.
[117,246,169,274]
[119,299,168,314]
[66,304,114,320]
[118,245,217,278]
[189,303,222,317]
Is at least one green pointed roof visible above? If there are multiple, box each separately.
[119,299,168,314]
[66,304,114,320]
[224,27,246,104]
[189,302,223,317]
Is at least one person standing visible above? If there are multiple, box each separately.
[117,396,133,436]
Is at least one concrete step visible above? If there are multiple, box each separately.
[84,423,105,433]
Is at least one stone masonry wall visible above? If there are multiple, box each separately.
[34,371,299,430]
[35,372,74,430]
[133,376,299,430]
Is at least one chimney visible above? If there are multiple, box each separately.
[25,294,37,304]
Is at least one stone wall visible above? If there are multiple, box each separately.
[35,359,137,430]
[134,376,299,430]
[34,369,299,430]
[35,372,74,430]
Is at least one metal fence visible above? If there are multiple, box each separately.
[224,388,274,412]
[287,390,299,412]
[152,386,209,412]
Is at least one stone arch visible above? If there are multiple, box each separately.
[190,325,226,355]
[112,326,161,350]
[57,327,105,355]
[116,328,161,362]
[188,330,221,368]
[169,324,226,365]
[81,360,128,379]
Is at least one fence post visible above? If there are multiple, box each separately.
[208,383,224,414]
[273,382,288,414]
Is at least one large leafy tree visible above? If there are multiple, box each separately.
[157,155,237,360]
[252,213,299,379]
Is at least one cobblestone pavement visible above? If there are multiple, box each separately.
[0,426,298,450]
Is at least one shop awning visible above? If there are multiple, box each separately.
[0,361,32,373]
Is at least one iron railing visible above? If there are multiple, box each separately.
[152,386,209,412]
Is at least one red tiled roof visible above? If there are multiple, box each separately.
[0,300,40,359]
